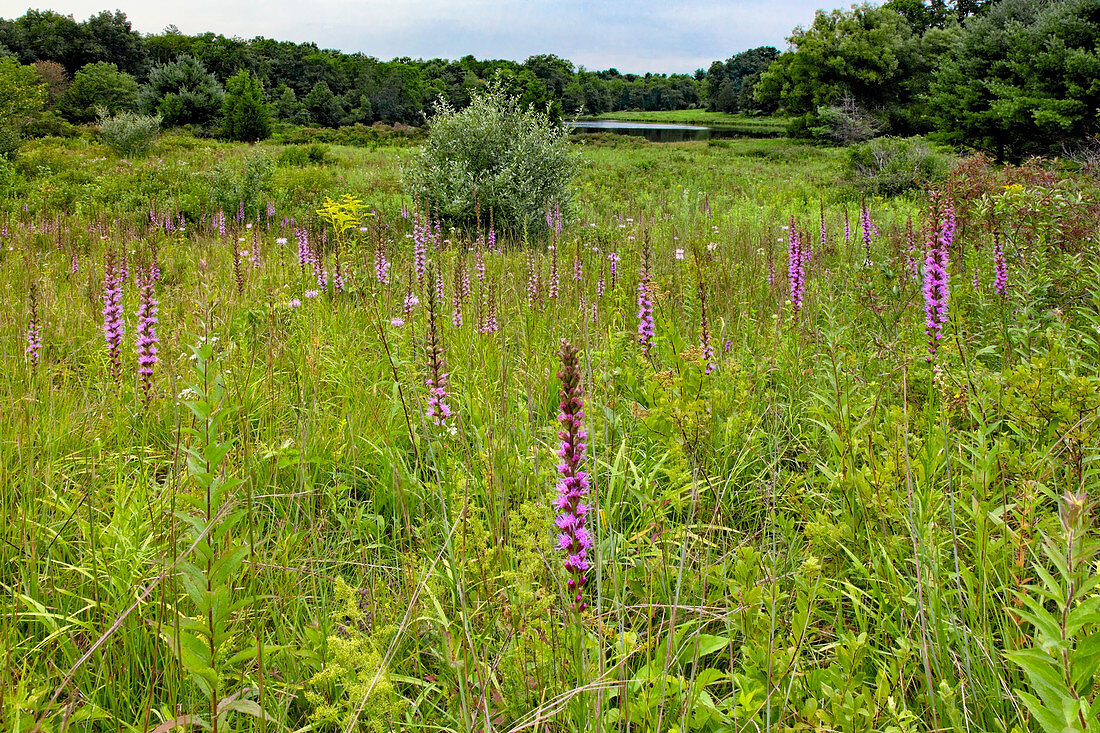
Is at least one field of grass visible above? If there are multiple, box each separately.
[3,132,1100,732]
[585,110,787,135]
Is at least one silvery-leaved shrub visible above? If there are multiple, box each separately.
[404,81,574,234]
[97,109,161,157]
[846,136,950,196]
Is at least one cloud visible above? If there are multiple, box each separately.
[0,0,832,72]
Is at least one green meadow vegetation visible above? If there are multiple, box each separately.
[3,1,1100,731]
[3,116,1100,732]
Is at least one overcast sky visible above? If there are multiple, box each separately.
[0,1,846,74]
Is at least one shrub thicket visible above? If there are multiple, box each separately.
[58,62,138,124]
[404,82,574,233]
[0,58,45,158]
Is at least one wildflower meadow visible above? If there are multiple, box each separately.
[3,132,1100,732]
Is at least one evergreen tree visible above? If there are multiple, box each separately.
[222,69,271,142]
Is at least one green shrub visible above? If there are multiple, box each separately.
[277,143,333,167]
[404,82,575,232]
[0,58,46,158]
[846,135,950,196]
[208,151,272,216]
[97,109,161,157]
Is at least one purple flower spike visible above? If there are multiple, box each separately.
[637,274,655,355]
[923,196,953,361]
[26,284,42,369]
[424,264,452,427]
[554,339,591,614]
[860,199,873,267]
[992,229,1007,296]
[135,268,159,406]
[787,217,806,317]
[102,247,125,382]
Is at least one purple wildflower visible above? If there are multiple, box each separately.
[923,196,953,361]
[637,271,655,355]
[135,269,158,406]
[413,213,428,286]
[992,229,1007,296]
[549,245,560,299]
[553,339,591,613]
[788,217,806,316]
[860,199,873,267]
[102,248,125,381]
[26,284,42,369]
[699,277,714,374]
[424,265,452,427]
[296,228,310,272]
[375,241,391,284]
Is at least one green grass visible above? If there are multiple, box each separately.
[585,109,787,134]
[2,133,1100,733]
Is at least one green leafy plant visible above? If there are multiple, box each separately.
[96,109,160,157]
[404,80,574,233]
[161,338,271,732]
[222,69,271,143]
[1007,490,1100,733]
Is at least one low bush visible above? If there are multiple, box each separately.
[97,109,161,157]
[404,82,575,232]
[277,143,333,167]
[846,135,950,196]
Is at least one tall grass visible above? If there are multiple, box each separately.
[1,137,1098,732]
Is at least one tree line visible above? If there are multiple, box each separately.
[753,0,1100,157]
[0,9,781,133]
[3,1,1097,158]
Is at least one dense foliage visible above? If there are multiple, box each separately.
[222,69,271,143]
[57,61,139,123]
[0,10,708,128]
[927,0,1100,159]
[139,54,225,127]
[758,0,1100,157]
[0,57,45,157]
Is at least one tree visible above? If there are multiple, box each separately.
[754,4,926,136]
[0,58,46,157]
[270,82,300,121]
[140,55,224,127]
[58,62,139,123]
[80,10,145,75]
[302,81,343,127]
[928,0,1100,159]
[32,60,68,107]
[222,69,271,142]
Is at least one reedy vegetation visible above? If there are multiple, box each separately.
[2,135,1100,732]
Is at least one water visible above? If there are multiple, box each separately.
[567,119,780,143]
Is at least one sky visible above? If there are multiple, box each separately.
[0,1,839,74]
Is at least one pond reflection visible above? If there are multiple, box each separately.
[567,119,780,143]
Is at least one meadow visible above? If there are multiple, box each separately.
[3,131,1100,733]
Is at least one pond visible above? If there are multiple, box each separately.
[567,119,780,143]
